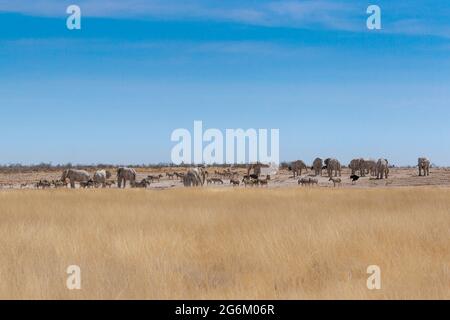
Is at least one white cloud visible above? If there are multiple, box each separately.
[0,0,358,27]
[1,0,449,38]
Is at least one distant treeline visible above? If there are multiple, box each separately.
[0,162,250,173]
[0,162,443,173]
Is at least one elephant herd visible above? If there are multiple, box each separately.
[290,158,342,178]
[289,157,431,180]
[61,167,137,189]
[60,167,207,189]
[347,158,389,179]
[56,157,431,189]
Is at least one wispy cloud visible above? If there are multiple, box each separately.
[1,0,449,38]
[0,0,361,28]
[0,37,324,59]
[387,19,450,39]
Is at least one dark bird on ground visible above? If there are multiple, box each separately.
[350,174,360,184]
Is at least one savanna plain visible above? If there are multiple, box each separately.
[0,186,449,299]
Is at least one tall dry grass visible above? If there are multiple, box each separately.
[0,188,448,299]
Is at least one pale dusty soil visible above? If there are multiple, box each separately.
[0,167,449,190]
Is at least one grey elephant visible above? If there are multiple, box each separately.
[349,158,369,176]
[376,159,389,179]
[418,157,430,176]
[61,169,91,188]
[361,158,377,176]
[93,170,112,188]
[324,158,341,177]
[289,160,308,178]
[117,167,137,188]
[349,158,361,176]
[312,158,323,176]
[183,168,206,187]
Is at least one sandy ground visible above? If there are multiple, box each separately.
[1,167,450,190]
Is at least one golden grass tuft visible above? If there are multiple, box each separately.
[0,188,449,299]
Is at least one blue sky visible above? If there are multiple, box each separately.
[1,0,449,165]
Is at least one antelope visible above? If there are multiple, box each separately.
[105,180,116,188]
[174,172,184,180]
[329,177,342,187]
[242,177,257,187]
[52,180,68,188]
[166,172,174,179]
[79,179,95,189]
[147,174,163,182]
[36,180,51,189]
[207,178,224,185]
[230,178,240,186]
[133,179,150,188]
[298,177,319,186]
[257,175,270,187]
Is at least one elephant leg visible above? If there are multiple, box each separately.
[70,180,75,188]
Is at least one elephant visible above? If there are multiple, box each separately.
[324,158,341,177]
[376,159,389,179]
[348,158,368,177]
[93,170,112,188]
[349,158,362,176]
[418,158,430,176]
[246,162,269,178]
[361,159,377,176]
[117,167,137,188]
[312,158,323,176]
[183,168,206,187]
[288,160,308,178]
[61,169,91,189]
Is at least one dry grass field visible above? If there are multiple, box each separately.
[0,187,448,299]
